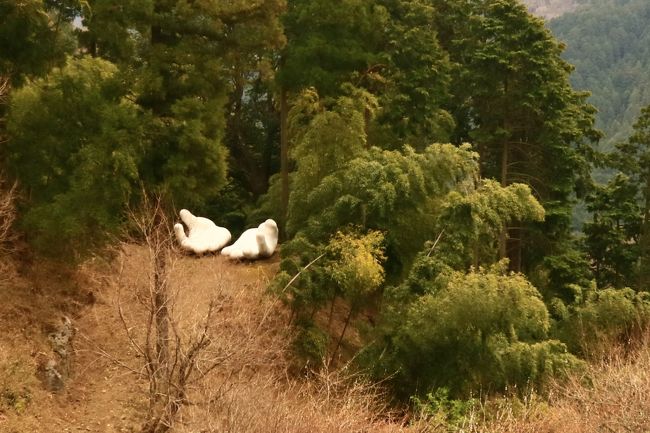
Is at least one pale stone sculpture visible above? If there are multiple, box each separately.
[174,209,231,255]
[221,219,278,260]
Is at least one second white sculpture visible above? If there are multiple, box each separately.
[221,219,279,260]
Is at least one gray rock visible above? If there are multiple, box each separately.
[44,359,65,391]
[49,316,74,355]
[38,316,75,391]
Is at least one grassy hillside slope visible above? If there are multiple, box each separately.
[2,246,650,432]
[0,248,410,432]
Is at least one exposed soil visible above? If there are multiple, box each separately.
[0,247,282,432]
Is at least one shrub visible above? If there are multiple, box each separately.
[553,286,650,357]
[370,261,582,398]
[411,387,477,429]
[7,56,145,255]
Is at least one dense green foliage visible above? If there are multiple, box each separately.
[1,0,285,252]
[7,57,144,252]
[3,0,649,411]
[584,104,650,289]
[0,0,75,83]
[431,0,600,274]
[372,261,581,397]
[552,285,650,357]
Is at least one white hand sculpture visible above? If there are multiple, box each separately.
[174,209,232,255]
[221,219,278,260]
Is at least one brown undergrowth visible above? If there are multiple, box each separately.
[0,239,420,432]
[464,337,650,433]
[3,232,650,432]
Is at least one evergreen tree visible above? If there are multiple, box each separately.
[0,0,75,83]
[0,0,77,150]
[3,0,286,252]
[583,174,642,288]
[78,0,286,209]
[431,0,600,276]
[587,104,650,289]
[369,0,455,149]
[276,0,455,229]
[6,57,145,253]
[629,106,650,289]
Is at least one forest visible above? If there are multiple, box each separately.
[548,0,650,151]
[1,0,650,431]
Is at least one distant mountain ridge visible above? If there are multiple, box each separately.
[522,0,587,19]
[547,0,650,150]
[522,0,650,153]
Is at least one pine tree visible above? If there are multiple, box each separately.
[369,0,455,149]
[431,0,600,274]
[78,0,286,208]
[630,106,650,290]
[6,57,145,253]
[0,0,76,151]
[583,174,642,288]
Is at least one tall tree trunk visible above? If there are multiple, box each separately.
[639,175,650,289]
[280,88,289,238]
[499,140,509,260]
[330,307,353,365]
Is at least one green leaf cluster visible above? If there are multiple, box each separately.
[552,286,650,357]
[7,56,144,253]
[410,388,476,429]
[439,180,545,267]
[373,262,582,398]
[0,0,76,83]
[275,229,385,365]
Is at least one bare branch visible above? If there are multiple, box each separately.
[0,172,18,256]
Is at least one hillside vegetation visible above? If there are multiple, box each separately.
[548,0,650,150]
[522,0,587,19]
[2,250,650,432]
[2,0,650,431]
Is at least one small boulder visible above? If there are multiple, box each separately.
[37,316,75,392]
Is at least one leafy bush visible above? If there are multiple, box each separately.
[370,261,582,398]
[553,286,650,357]
[7,56,145,254]
[292,318,329,368]
[411,387,477,429]
[278,229,385,364]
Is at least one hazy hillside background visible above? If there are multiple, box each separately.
[522,0,587,19]
[524,0,650,151]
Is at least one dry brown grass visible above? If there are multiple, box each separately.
[179,366,422,433]
[106,243,421,433]
[64,237,444,433]
[467,337,650,433]
[4,230,650,433]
